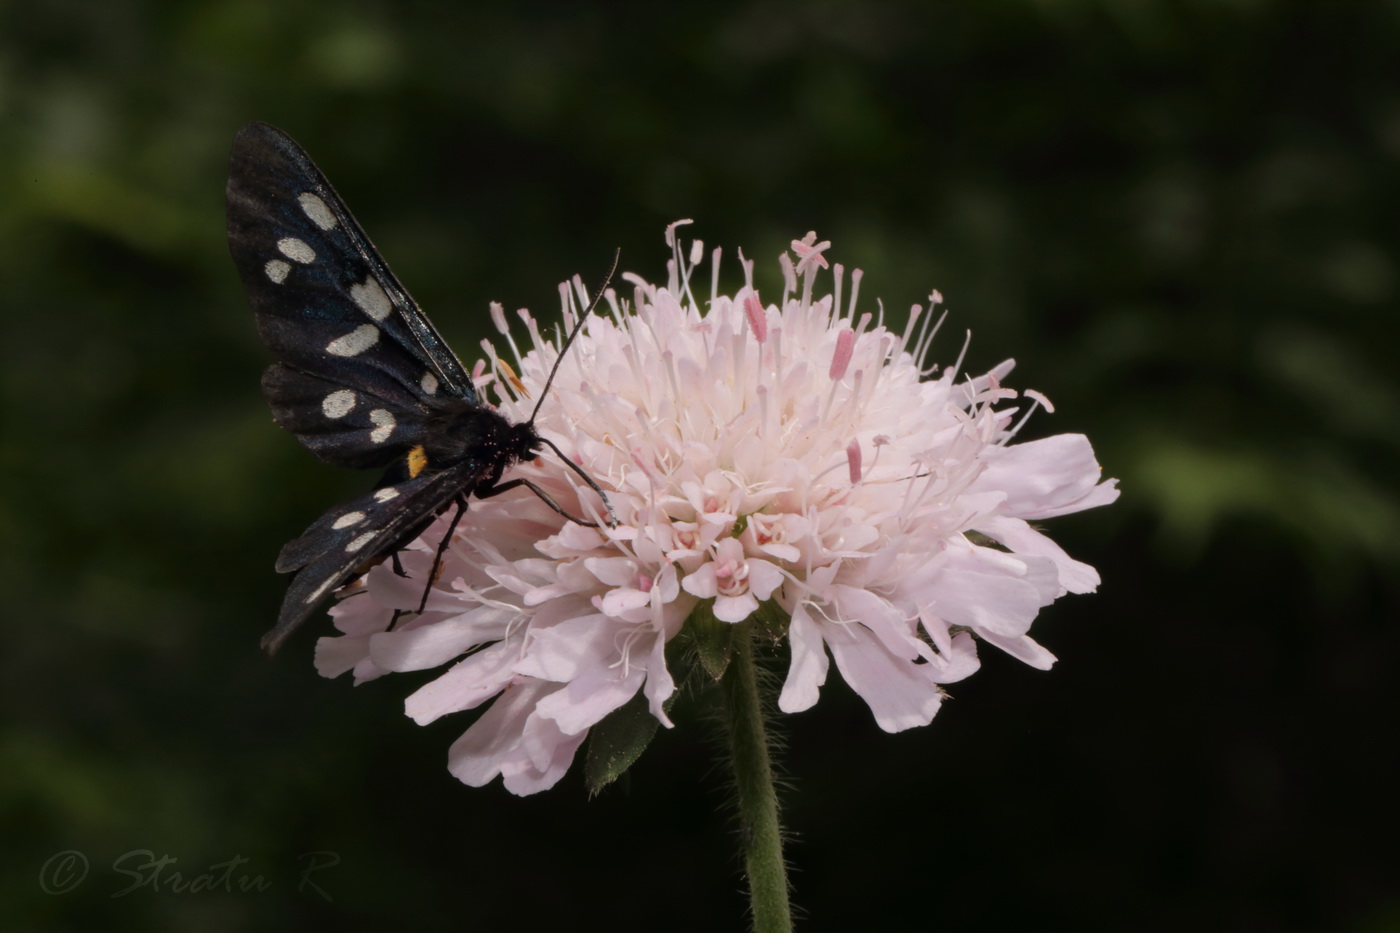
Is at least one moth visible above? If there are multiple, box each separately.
[226,123,614,654]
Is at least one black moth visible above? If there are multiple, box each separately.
[226,123,615,654]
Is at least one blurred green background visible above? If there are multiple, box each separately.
[3,1,1397,931]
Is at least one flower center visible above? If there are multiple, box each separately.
[714,558,750,597]
[749,513,785,547]
[673,525,701,551]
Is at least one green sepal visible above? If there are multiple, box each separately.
[750,598,790,642]
[687,602,735,681]
[584,690,662,796]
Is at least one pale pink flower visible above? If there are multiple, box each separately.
[314,229,1119,794]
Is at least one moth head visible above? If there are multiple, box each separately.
[510,420,544,463]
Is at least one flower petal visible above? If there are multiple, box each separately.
[824,621,943,732]
[713,592,759,623]
[404,642,518,724]
[974,514,1103,594]
[778,603,828,713]
[535,662,648,735]
[446,680,560,788]
[969,434,1119,520]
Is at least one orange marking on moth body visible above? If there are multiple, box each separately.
[407,444,429,478]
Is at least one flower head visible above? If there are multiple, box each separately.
[315,229,1119,794]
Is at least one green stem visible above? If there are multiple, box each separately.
[721,622,793,933]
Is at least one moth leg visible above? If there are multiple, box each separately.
[385,552,411,628]
[416,496,469,615]
[533,436,618,527]
[477,477,601,528]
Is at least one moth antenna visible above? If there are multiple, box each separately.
[528,248,620,426]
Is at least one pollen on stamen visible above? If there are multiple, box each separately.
[498,359,529,398]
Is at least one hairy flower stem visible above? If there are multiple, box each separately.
[721,622,793,933]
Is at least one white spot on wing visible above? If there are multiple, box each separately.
[332,510,366,529]
[369,409,396,444]
[298,192,337,231]
[264,259,290,283]
[322,389,357,418]
[420,371,439,395]
[350,278,393,322]
[345,531,377,554]
[326,324,379,357]
[277,237,316,264]
[305,576,339,603]
[373,487,399,502]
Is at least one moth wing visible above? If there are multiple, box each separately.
[263,462,487,654]
[260,362,435,469]
[226,122,475,405]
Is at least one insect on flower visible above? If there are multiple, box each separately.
[305,220,1119,795]
[226,123,616,653]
